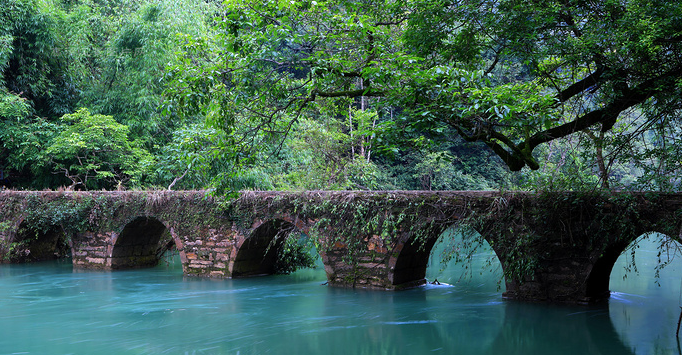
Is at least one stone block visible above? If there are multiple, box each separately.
[193,260,213,266]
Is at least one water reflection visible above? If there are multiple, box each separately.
[485,302,633,355]
[426,236,633,355]
[0,236,680,354]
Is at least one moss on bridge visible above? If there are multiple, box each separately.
[0,190,226,263]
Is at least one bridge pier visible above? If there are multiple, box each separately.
[500,249,606,304]
[320,228,447,291]
[321,234,397,290]
[71,231,114,269]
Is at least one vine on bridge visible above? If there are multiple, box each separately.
[231,190,505,284]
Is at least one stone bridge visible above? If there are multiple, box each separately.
[1,190,681,304]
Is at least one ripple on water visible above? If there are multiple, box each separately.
[1,248,679,355]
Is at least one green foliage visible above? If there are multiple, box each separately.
[517,137,604,191]
[0,90,31,120]
[155,124,228,190]
[0,0,224,189]
[162,0,682,189]
[5,0,681,192]
[0,90,60,187]
[265,117,386,190]
[273,234,317,274]
[412,151,485,191]
[515,107,682,192]
[75,0,217,148]
[43,108,154,189]
[153,123,279,192]
[0,0,77,117]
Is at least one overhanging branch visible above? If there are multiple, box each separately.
[556,66,604,103]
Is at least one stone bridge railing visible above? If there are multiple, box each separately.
[1,190,682,304]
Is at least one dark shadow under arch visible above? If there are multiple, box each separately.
[111,216,168,269]
[232,220,294,278]
[390,233,441,288]
[585,243,629,301]
[390,225,503,289]
[11,222,70,262]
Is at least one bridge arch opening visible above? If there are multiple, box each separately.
[110,216,171,269]
[10,222,71,262]
[603,233,682,355]
[586,232,682,301]
[391,225,504,290]
[232,219,315,277]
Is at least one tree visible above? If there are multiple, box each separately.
[0,90,60,188]
[155,123,236,190]
[0,0,220,189]
[270,116,385,190]
[165,0,682,181]
[408,0,682,172]
[74,0,218,149]
[0,0,77,118]
[43,108,154,189]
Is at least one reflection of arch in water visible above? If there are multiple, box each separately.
[484,302,635,355]
[389,224,505,290]
[110,216,173,269]
[231,219,312,277]
[10,221,70,262]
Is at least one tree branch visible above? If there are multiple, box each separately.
[510,65,682,169]
[310,87,384,99]
[555,66,604,103]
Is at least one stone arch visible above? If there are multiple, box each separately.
[109,216,172,269]
[9,220,71,262]
[231,219,299,277]
[388,224,504,289]
[585,230,680,301]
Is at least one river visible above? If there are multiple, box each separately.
[0,234,680,355]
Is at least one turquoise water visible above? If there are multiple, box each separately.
[0,235,680,355]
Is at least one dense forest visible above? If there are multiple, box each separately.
[1,0,681,192]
